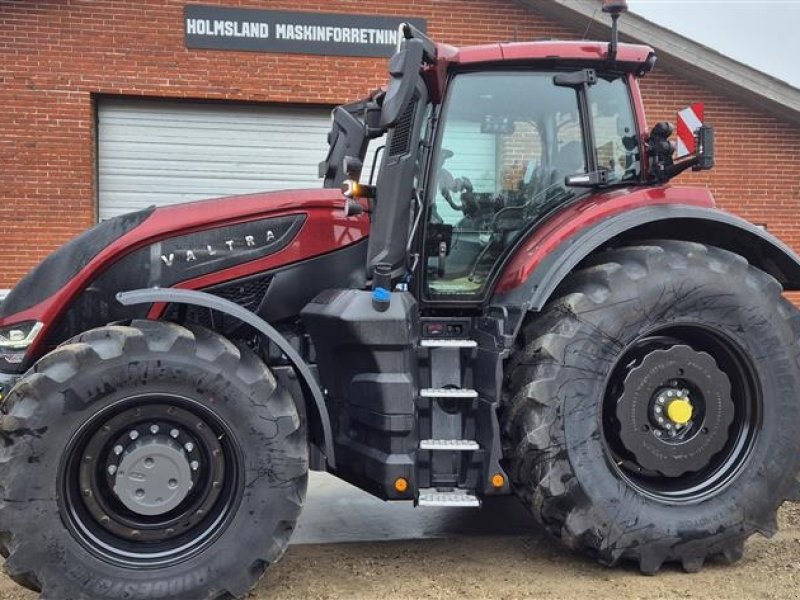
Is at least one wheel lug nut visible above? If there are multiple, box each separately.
[114,445,124,455]
[108,465,117,475]
[170,429,180,438]
[190,460,199,471]
[655,407,662,414]
[184,442,194,452]
[150,424,160,434]
[129,430,139,440]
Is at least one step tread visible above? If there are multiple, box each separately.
[420,439,480,451]
[420,388,478,399]
[418,488,481,507]
[420,339,478,348]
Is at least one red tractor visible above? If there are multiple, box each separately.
[1,4,799,599]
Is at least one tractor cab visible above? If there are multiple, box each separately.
[320,23,713,308]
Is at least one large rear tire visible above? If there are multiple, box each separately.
[0,320,307,599]
[502,241,800,573]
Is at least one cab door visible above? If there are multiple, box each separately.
[419,70,641,304]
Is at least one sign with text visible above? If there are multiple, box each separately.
[184,6,427,58]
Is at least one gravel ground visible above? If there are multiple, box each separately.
[1,503,798,599]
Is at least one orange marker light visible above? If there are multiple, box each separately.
[491,473,505,489]
[394,477,409,493]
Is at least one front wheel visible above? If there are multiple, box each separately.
[0,320,307,599]
[502,241,800,573]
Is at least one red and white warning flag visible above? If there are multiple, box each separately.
[676,102,704,158]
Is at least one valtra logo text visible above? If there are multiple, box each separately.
[160,229,277,267]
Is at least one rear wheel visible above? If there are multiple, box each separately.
[0,320,307,599]
[502,241,800,573]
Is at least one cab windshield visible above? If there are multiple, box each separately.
[423,71,640,299]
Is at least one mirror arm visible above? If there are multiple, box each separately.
[656,156,699,181]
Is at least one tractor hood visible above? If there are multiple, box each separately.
[0,188,368,371]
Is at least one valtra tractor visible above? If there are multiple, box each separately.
[1,2,800,598]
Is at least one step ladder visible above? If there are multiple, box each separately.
[418,488,480,507]
[416,334,483,507]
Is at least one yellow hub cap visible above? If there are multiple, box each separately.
[666,398,693,425]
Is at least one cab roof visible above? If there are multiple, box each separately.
[437,40,654,71]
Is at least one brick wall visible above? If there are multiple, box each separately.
[1,0,799,289]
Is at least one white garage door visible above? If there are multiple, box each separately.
[97,98,334,221]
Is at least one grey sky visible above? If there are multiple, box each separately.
[627,1,800,89]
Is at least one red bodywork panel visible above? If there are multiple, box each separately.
[496,186,717,293]
[1,188,368,352]
[438,40,653,66]
[425,41,655,103]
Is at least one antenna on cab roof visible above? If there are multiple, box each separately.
[602,0,628,63]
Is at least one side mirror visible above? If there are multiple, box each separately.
[694,126,715,171]
[647,120,714,182]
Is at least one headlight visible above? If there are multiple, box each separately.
[0,321,43,363]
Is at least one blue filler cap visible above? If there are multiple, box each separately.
[372,287,391,312]
[373,287,391,302]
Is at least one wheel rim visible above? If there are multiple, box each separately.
[60,394,242,567]
[602,324,762,502]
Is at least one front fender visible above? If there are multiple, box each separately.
[495,204,800,312]
[117,288,335,469]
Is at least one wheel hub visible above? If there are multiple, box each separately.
[615,344,735,478]
[71,401,229,549]
[113,434,194,516]
[664,394,693,426]
[651,386,694,436]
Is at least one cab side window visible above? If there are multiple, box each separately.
[590,78,641,182]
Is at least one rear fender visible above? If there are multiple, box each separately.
[117,288,335,469]
[495,204,800,312]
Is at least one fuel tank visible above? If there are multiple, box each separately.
[0,188,369,372]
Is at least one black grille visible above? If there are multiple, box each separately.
[207,274,273,312]
[387,93,418,157]
[163,274,273,328]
